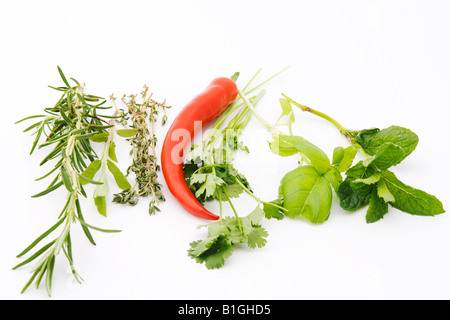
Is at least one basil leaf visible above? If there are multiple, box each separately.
[380,170,445,216]
[270,135,331,174]
[334,145,357,172]
[106,160,132,190]
[323,167,342,192]
[278,165,332,224]
[279,98,295,123]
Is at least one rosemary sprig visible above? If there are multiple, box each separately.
[14,67,121,296]
[112,85,169,214]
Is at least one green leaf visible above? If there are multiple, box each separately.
[214,183,243,200]
[188,235,234,270]
[334,145,358,172]
[89,133,110,142]
[57,66,71,87]
[278,165,332,224]
[337,161,377,211]
[366,188,389,223]
[116,128,139,138]
[279,98,295,122]
[74,215,121,233]
[191,173,225,199]
[107,160,131,190]
[323,167,342,192]
[263,199,285,220]
[376,179,395,203]
[242,205,265,226]
[80,160,102,185]
[355,126,419,169]
[332,147,345,165]
[108,141,118,162]
[337,179,373,211]
[94,196,107,217]
[61,167,73,192]
[270,134,331,174]
[93,174,109,198]
[354,173,381,185]
[77,172,103,185]
[245,226,268,249]
[31,181,64,198]
[380,170,445,216]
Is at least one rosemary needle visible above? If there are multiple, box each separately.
[14,66,121,296]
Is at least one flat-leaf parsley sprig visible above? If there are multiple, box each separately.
[186,68,289,269]
[14,67,121,296]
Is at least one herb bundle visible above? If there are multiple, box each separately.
[14,67,121,295]
[112,85,169,214]
[279,94,445,223]
[185,69,288,269]
[242,92,445,225]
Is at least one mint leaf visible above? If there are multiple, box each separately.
[337,161,377,211]
[337,179,373,211]
[355,126,419,169]
[380,170,445,216]
[366,188,388,223]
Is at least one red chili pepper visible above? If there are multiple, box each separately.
[161,77,238,220]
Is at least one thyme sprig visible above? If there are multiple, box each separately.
[112,85,170,214]
[14,67,121,296]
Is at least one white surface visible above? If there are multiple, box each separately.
[1,0,450,300]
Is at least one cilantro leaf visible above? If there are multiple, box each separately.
[188,235,234,270]
[190,173,225,199]
[188,207,269,269]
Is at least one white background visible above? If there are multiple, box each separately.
[1,0,450,300]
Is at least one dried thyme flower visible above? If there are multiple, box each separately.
[112,85,169,214]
